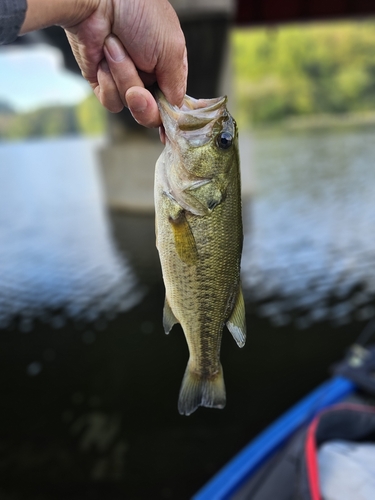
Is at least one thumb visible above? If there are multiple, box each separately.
[156,43,188,107]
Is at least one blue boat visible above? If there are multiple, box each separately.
[194,321,375,500]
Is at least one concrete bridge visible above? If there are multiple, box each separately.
[14,0,375,212]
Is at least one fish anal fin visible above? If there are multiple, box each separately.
[178,363,226,416]
[227,286,246,348]
[163,297,178,334]
[169,211,198,265]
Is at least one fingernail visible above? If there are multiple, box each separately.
[129,94,148,113]
[105,35,126,62]
[100,59,110,73]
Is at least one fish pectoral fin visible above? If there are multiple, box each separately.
[178,363,226,416]
[163,297,178,334]
[169,211,198,265]
[226,286,246,348]
[186,180,225,213]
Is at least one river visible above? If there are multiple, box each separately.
[0,128,374,499]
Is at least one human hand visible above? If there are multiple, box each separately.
[64,0,187,128]
[21,0,187,129]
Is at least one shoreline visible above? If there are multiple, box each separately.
[242,111,375,134]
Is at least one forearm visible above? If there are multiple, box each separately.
[0,0,27,44]
[20,0,99,34]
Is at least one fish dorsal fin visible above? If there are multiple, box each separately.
[169,211,198,265]
[163,297,178,334]
[226,286,246,347]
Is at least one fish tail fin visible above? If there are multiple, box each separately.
[178,363,226,416]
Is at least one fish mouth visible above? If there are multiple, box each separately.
[156,89,227,143]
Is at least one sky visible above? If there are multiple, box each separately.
[0,44,91,112]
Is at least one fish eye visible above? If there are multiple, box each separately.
[216,132,233,150]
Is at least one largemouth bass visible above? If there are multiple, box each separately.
[155,90,246,416]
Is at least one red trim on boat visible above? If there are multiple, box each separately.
[305,416,321,500]
[304,403,375,500]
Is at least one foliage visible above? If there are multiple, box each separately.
[76,93,107,136]
[232,21,375,127]
[0,101,15,114]
[0,94,107,140]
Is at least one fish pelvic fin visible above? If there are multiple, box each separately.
[178,363,226,416]
[227,286,246,348]
[168,211,198,265]
[163,297,178,334]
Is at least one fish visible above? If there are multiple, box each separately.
[154,90,246,416]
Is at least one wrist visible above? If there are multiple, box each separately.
[20,0,100,34]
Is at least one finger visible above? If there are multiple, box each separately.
[95,60,124,113]
[156,38,188,107]
[104,35,162,127]
[104,35,145,106]
[65,30,102,88]
[126,87,161,128]
[138,70,157,88]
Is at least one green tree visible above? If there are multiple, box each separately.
[76,94,107,135]
[232,21,375,126]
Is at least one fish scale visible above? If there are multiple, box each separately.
[154,90,246,416]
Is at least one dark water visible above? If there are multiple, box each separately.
[242,127,375,328]
[0,131,373,499]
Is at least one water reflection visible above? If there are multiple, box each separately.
[242,127,375,328]
[0,130,372,499]
[3,130,373,330]
[0,137,141,329]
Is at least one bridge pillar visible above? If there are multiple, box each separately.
[100,0,252,213]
